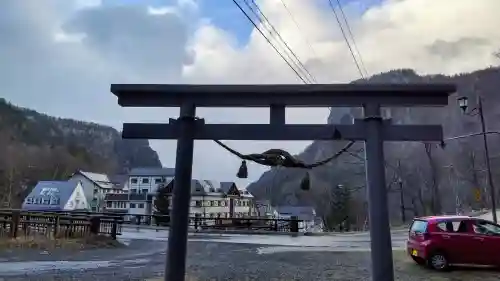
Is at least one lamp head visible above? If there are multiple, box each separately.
[457,96,468,113]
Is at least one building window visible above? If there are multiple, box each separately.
[106,201,112,208]
[142,189,148,194]
[131,189,137,193]
[195,200,202,207]
[155,178,162,184]
[142,178,149,184]
[130,203,136,208]
[138,203,144,209]
[93,188,98,194]
[131,178,138,184]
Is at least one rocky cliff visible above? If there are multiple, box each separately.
[247,67,500,225]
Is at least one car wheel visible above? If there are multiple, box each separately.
[427,252,449,271]
[411,256,425,266]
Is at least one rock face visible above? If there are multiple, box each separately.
[247,67,500,224]
[0,98,162,206]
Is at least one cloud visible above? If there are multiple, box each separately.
[1,0,500,186]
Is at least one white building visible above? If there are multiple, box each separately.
[101,167,255,221]
[102,167,175,217]
[68,170,128,212]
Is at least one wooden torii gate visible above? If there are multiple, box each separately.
[111,83,455,281]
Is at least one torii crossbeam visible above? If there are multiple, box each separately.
[111,83,455,281]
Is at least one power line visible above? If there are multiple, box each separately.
[335,0,368,77]
[231,0,309,84]
[246,0,317,83]
[327,0,365,79]
[278,0,320,74]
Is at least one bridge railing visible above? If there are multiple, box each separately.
[124,214,303,233]
[0,209,123,239]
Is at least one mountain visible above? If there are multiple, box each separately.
[0,98,162,206]
[247,67,500,229]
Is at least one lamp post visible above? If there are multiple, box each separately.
[457,94,497,223]
[398,178,406,223]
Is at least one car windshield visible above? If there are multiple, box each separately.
[410,220,428,233]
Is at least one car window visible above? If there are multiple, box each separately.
[436,220,468,233]
[410,220,428,233]
[473,220,500,236]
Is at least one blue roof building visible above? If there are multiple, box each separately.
[22,181,89,212]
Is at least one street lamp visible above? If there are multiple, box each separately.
[457,96,468,113]
[457,94,497,223]
[398,178,406,223]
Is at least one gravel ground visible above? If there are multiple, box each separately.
[0,239,498,281]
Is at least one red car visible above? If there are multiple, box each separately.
[407,215,500,270]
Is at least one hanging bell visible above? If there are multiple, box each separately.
[300,171,311,190]
[237,160,248,179]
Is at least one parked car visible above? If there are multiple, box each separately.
[407,215,500,271]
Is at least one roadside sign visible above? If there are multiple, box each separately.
[474,188,481,202]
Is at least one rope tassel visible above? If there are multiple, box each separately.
[237,160,248,179]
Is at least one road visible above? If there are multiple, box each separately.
[477,209,500,221]
[0,228,410,280]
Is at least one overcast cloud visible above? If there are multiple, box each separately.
[1,0,499,186]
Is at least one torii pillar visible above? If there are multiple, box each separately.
[111,83,455,281]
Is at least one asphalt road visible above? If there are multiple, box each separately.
[0,228,409,281]
[0,228,497,281]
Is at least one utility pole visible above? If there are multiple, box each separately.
[458,83,497,223]
[478,97,497,222]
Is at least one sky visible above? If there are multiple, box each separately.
[1,0,500,187]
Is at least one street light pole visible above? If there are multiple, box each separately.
[398,179,406,223]
[477,97,497,223]
[458,92,497,223]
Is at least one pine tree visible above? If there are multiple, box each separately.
[325,185,352,231]
[154,183,170,226]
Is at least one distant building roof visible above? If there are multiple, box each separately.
[73,170,129,190]
[275,206,316,220]
[22,181,79,211]
[75,170,115,189]
[220,181,236,193]
[128,167,175,177]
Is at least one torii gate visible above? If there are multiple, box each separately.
[111,83,455,281]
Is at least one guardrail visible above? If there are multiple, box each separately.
[125,214,303,233]
[0,209,123,240]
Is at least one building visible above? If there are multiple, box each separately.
[126,167,175,215]
[254,199,275,218]
[101,167,175,217]
[161,179,255,219]
[22,181,89,212]
[274,205,322,232]
[103,176,255,221]
[68,170,128,212]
